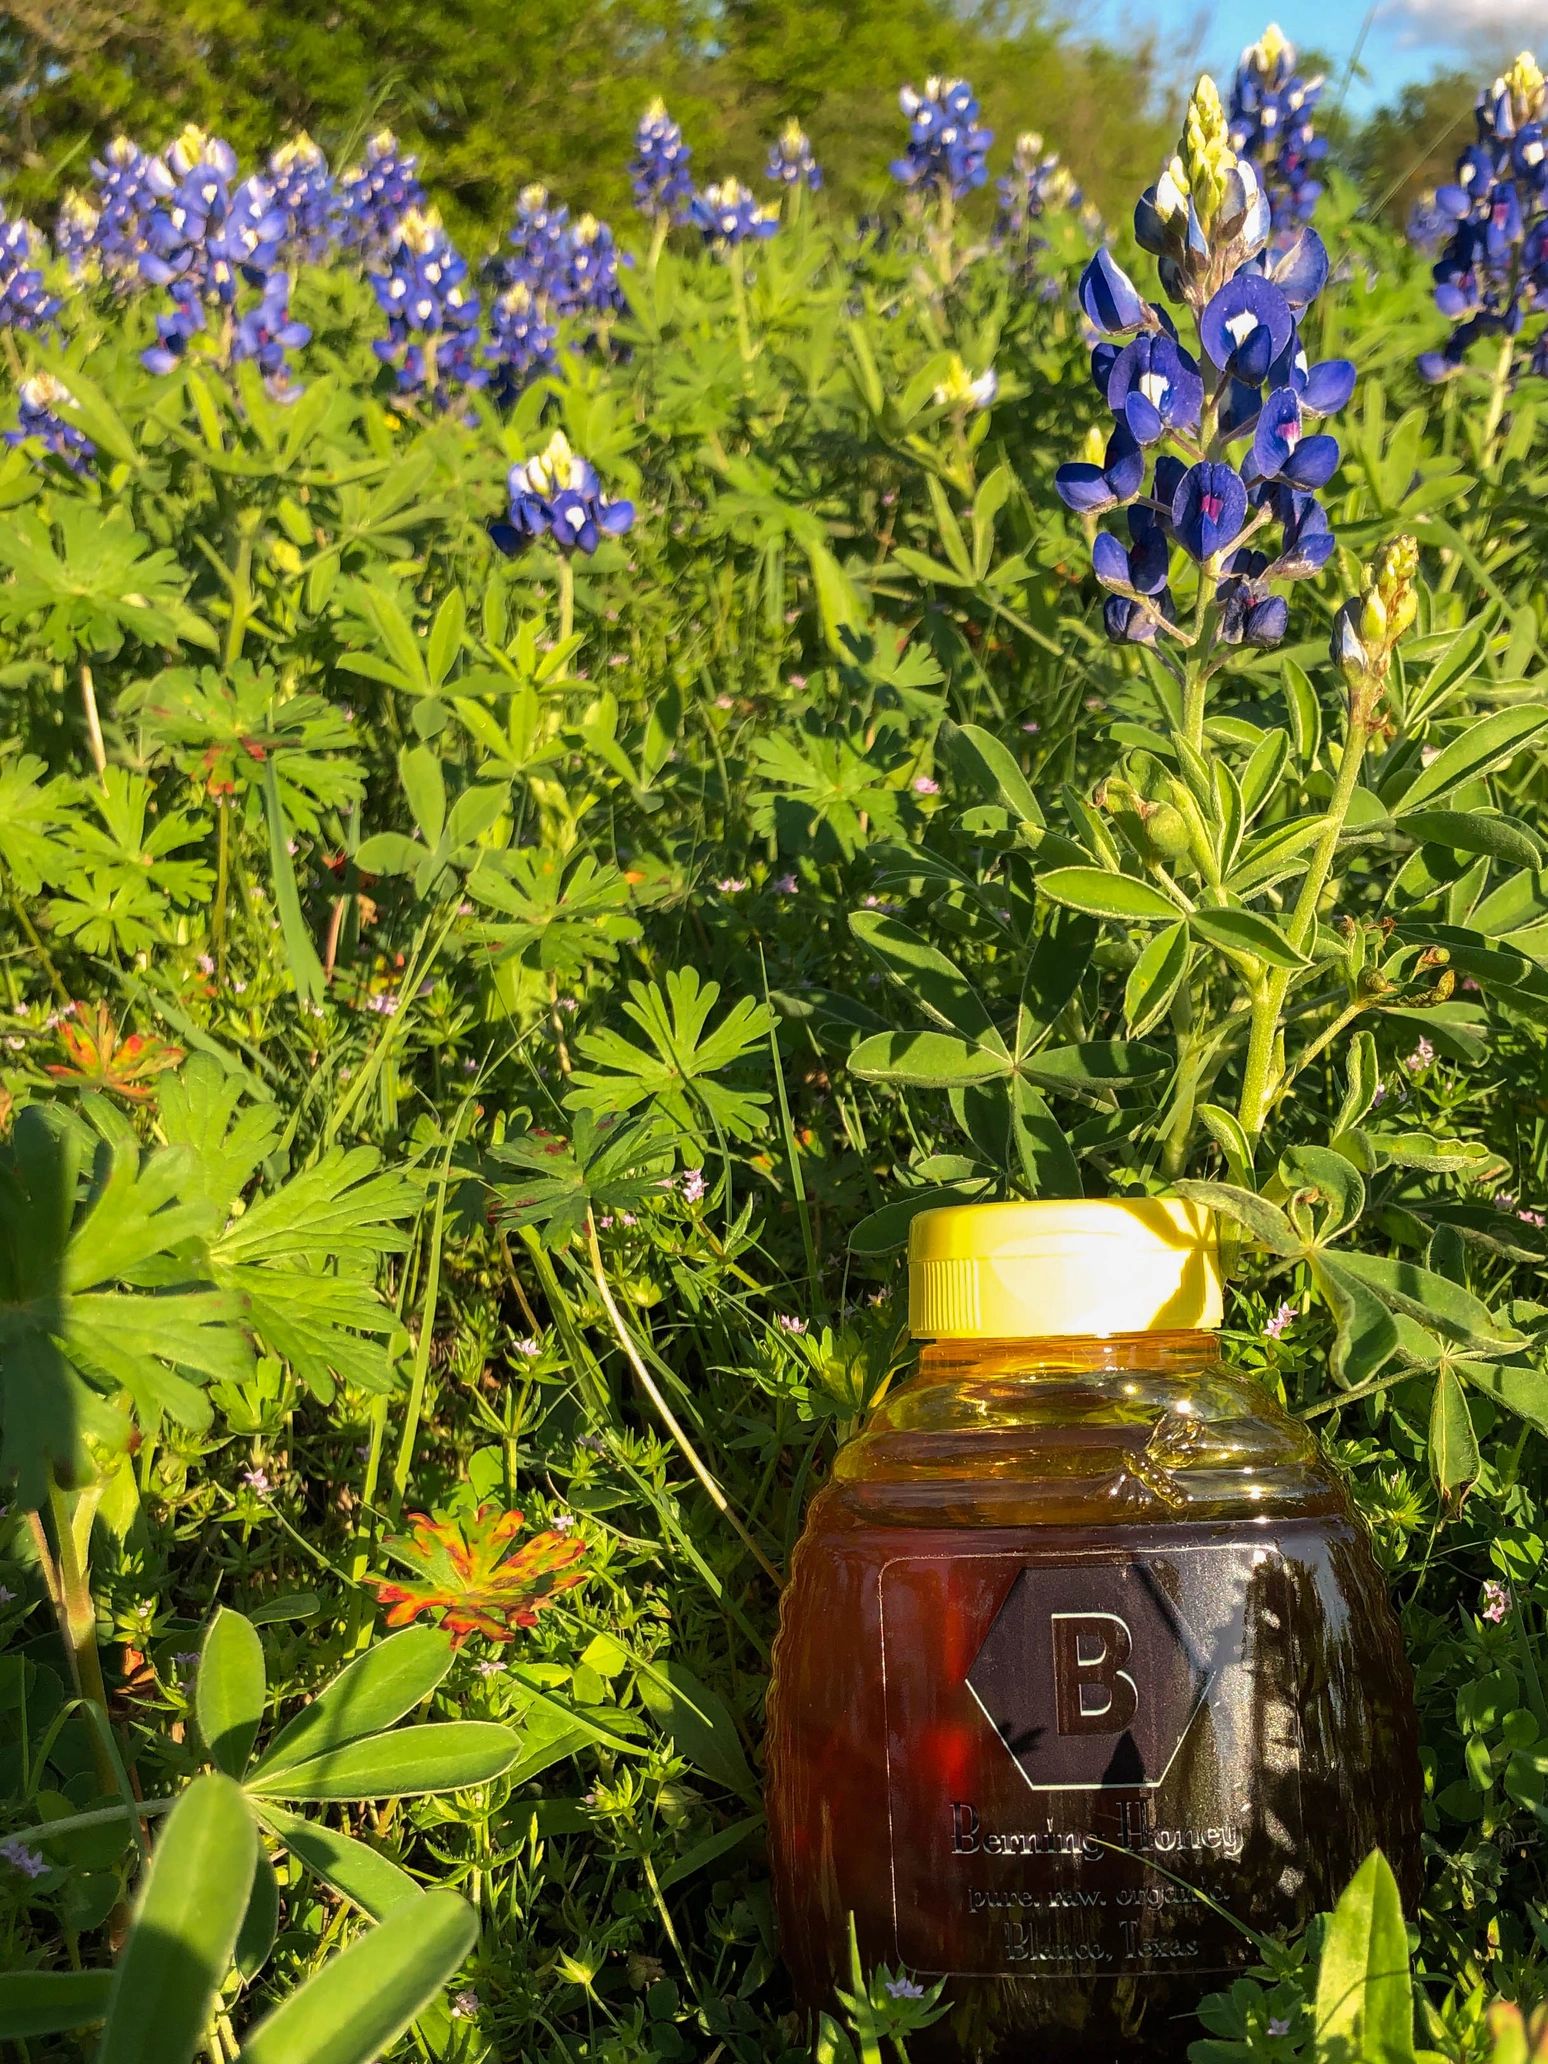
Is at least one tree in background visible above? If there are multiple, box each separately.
[1350,69,1481,227]
[0,0,1172,239]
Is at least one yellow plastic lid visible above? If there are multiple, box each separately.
[907,1198,1222,1339]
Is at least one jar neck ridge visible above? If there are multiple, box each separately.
[914,1330,1220,1381]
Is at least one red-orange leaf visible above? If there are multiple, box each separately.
[375,1504,586,1649]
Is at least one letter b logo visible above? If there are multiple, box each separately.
[1051,1613,1138,1735]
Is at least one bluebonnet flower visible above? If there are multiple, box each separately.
[688,177,779,250]
[631,99,694,222]
[892,77,992,201]
[1405,189,1450,255]
[1056,75,1351,660]
[1416,53,1548,387]
[6,372,96,476]
[233,273,312,390]
[0,212,59,333]
[139,129,301,386]
[497,189,626,322]
[995,130,1082,266]
[487,279,557,402]
[54,192,101,278]
[339,131,426,253]
[369,206,484,404]
[60,136,156,287]
[561,214,626,318]
[1228,25,1326,230]
[268,134,343,262]
[766,120,822,191]
[489,430,635,557]
[505,183,571,292]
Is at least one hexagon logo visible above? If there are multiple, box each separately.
[965,1558,1213,1791]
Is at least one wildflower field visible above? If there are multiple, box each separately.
[5,32,1548,2064]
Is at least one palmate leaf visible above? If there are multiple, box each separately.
[0,749,70,896]
[0,502,215,661]
[159,1057,416,1399]
[123,663,364,835]
[212,1147,417,1402]
[467,849,641,977]
[0,1106,252,1507]
[749,728,906,860]
[570,967,775,1145]
[489,1109,676,1248]
[374,1505,587,1647]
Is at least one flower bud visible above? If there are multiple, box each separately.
[1505,51,1546,125]
[1336,534,1420,719]
[1331,604,1367,686]
[1358,590,1388,647]
[1139,801,1191,860]
[1181,76,1233,229]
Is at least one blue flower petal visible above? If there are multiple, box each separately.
[1171,461,1248,561]
[1199,274,1295,376]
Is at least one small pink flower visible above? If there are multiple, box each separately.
[681,1167,706,1204]
[1265,1301,1295,1340]
[717,877,747,894]
[197,953,215,976]
[776,1313,808,1335]
[514,1336,542,1359]
[1020,719,1040,734]
[912,774,940,795]
[1,1838,47,1879]
[241,1466,273,1499]
[1404,1035,1435,1073]
[885,1975,925,1999]
[1482,1579,1513,1624]
[788,672,808,689]
[774,873,798,895]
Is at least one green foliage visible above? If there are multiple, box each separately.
[1,100,1548,2064]
[0,0,1171,236]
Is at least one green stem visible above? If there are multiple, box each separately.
[39,1484,118,1793]
[1181,660,1206,756]
[585,1212,782,1587]
[389,1103,471,1522]
[1238,718,1372,1147]
[78,664,107,785]
[932,180,955,289]
[728,245,755,396]
[223,532,253,669]
[1481,327,1516,476]
[8,886,70,1005]
[1,1795,176,1851]
[212,801,231,988]
[557,555,575,647]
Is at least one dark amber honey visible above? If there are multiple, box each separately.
[765,1333,1421,2062]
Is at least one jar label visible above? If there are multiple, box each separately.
[877,1541,1305,1977]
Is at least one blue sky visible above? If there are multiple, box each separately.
[1076,0,1537,113]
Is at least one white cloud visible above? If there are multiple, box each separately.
[1381,0,1542,52]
